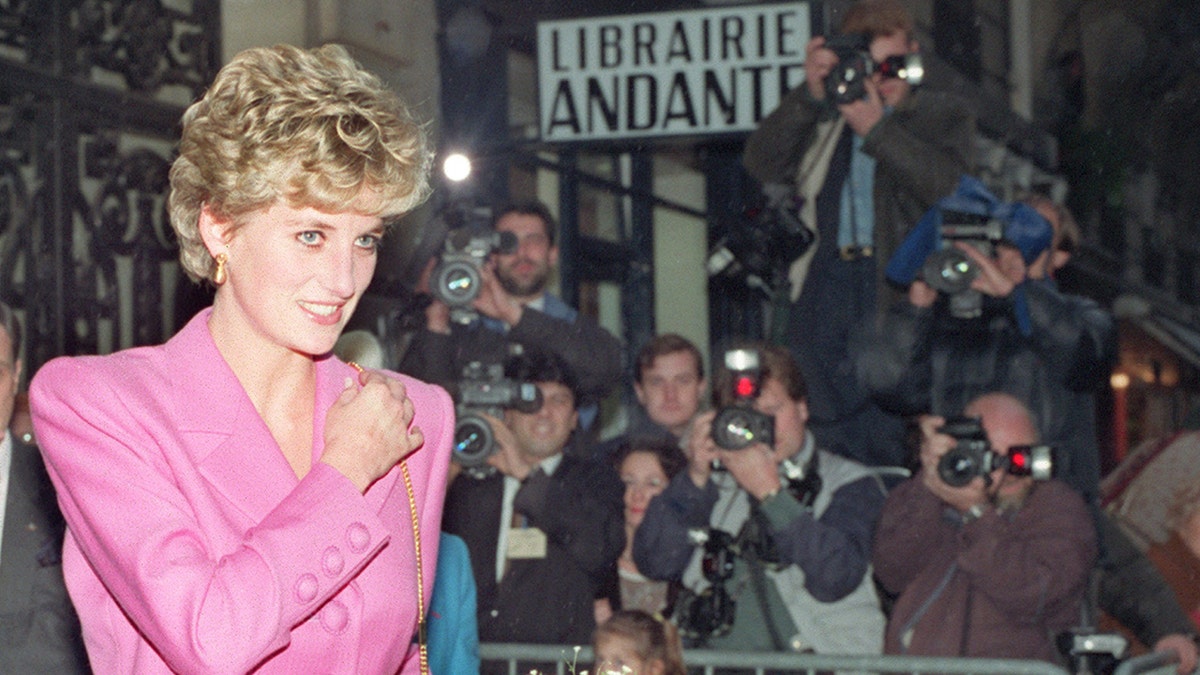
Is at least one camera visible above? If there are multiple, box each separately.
[429,222,517,325]
[920,212,1005,319]
[706,186,815,299]
[936,416,1055,488]
[711,349,775,450]
[450,361,542,472]
[823,34,924,105]
[674,528,737,642]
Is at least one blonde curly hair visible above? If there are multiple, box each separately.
[168,43,432,282]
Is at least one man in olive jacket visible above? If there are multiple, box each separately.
[742,0,974,468]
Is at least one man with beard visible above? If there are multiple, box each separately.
[872,393,1095,663]
[401,200,621,432]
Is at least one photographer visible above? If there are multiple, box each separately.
[632,343,886,655]
[863,197,1200,672]
[856,200,1113,504]
[400,200,622,432]
[872,393,1096,663]
[441,350,624,653]
[741,0,974,468]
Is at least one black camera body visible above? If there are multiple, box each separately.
[706,189,814,297]
[674,528,737,642]
[430,226,517,324]
[822,34,923,104]
[920,212,1005,319]
[451,361,541,471]
[936,416,1055,487]
[711,349,775,451]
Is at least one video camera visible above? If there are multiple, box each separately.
[920,212,1005,319]
[429,205,517,324]
[823,33,924,105]
[885,176,1056,321]
[936,416,1054,488]
[449,361,542,473]
[711,349,775,451]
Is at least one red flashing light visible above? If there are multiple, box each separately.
[1010,451,1027,469]
[734,376,757,399]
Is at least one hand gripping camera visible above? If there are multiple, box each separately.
[823,34,924,105]
[920,212,1006,319]
[936,416,1055,488]
[430,226,517,324]
[711,349,774,451]
[449,361,542,473]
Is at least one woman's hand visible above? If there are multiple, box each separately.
[322,370,424,493]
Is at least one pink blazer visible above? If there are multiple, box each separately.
[30,309,453,674]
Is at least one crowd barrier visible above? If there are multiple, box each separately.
[478,642,1085,675]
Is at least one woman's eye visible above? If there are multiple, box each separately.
[298,231,321,245]
[356,234,381,250]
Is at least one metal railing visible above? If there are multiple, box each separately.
[1113,650,1182,675]
[479,643,1073,675]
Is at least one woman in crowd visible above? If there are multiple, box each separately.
[30,44,451,673]
[599,438,687,620]
[593,609,686,675]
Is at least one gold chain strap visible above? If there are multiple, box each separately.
[400,461,428,674]
[349,362,428,674]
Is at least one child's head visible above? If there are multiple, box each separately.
[592,610,685,675]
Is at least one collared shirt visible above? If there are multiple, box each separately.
[495,453,563,582]
[0,430,13,566]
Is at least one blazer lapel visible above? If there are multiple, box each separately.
[166,310,304,523]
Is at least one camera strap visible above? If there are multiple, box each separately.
[745,541,789,652]
[781,449,822,508]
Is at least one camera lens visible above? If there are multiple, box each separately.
[922,248,978,294]
[432,260,482,306]
[937,446,982,487]
[712,407,762,450]
[453,413,494,467]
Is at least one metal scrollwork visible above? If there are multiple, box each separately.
[75,0,216,97]
[0,0,218,369]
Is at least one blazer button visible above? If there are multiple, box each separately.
[322,546,345,577]
[346,523,371,553]
[320,600,350,634]
[294,574,319,603]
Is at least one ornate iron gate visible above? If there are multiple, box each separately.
[0,0,219,373]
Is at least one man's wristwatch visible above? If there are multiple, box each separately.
[961,503,987,524]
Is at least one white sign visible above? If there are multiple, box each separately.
[537,3,811,142]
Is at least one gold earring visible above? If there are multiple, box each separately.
[213,252,228,285]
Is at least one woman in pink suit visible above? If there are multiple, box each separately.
[28,44,450,674]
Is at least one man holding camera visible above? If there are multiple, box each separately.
[441,350,624,650]
[632,343,886,655]
[872,392,1095,663]
[400,200,622,432]
[741,0,974,469]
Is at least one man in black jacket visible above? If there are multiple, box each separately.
[442,350,624,654]
[0,302,88,673]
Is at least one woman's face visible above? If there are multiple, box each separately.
[594,633,663,675]
[211,201,383,358]
[620,451,669,529]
